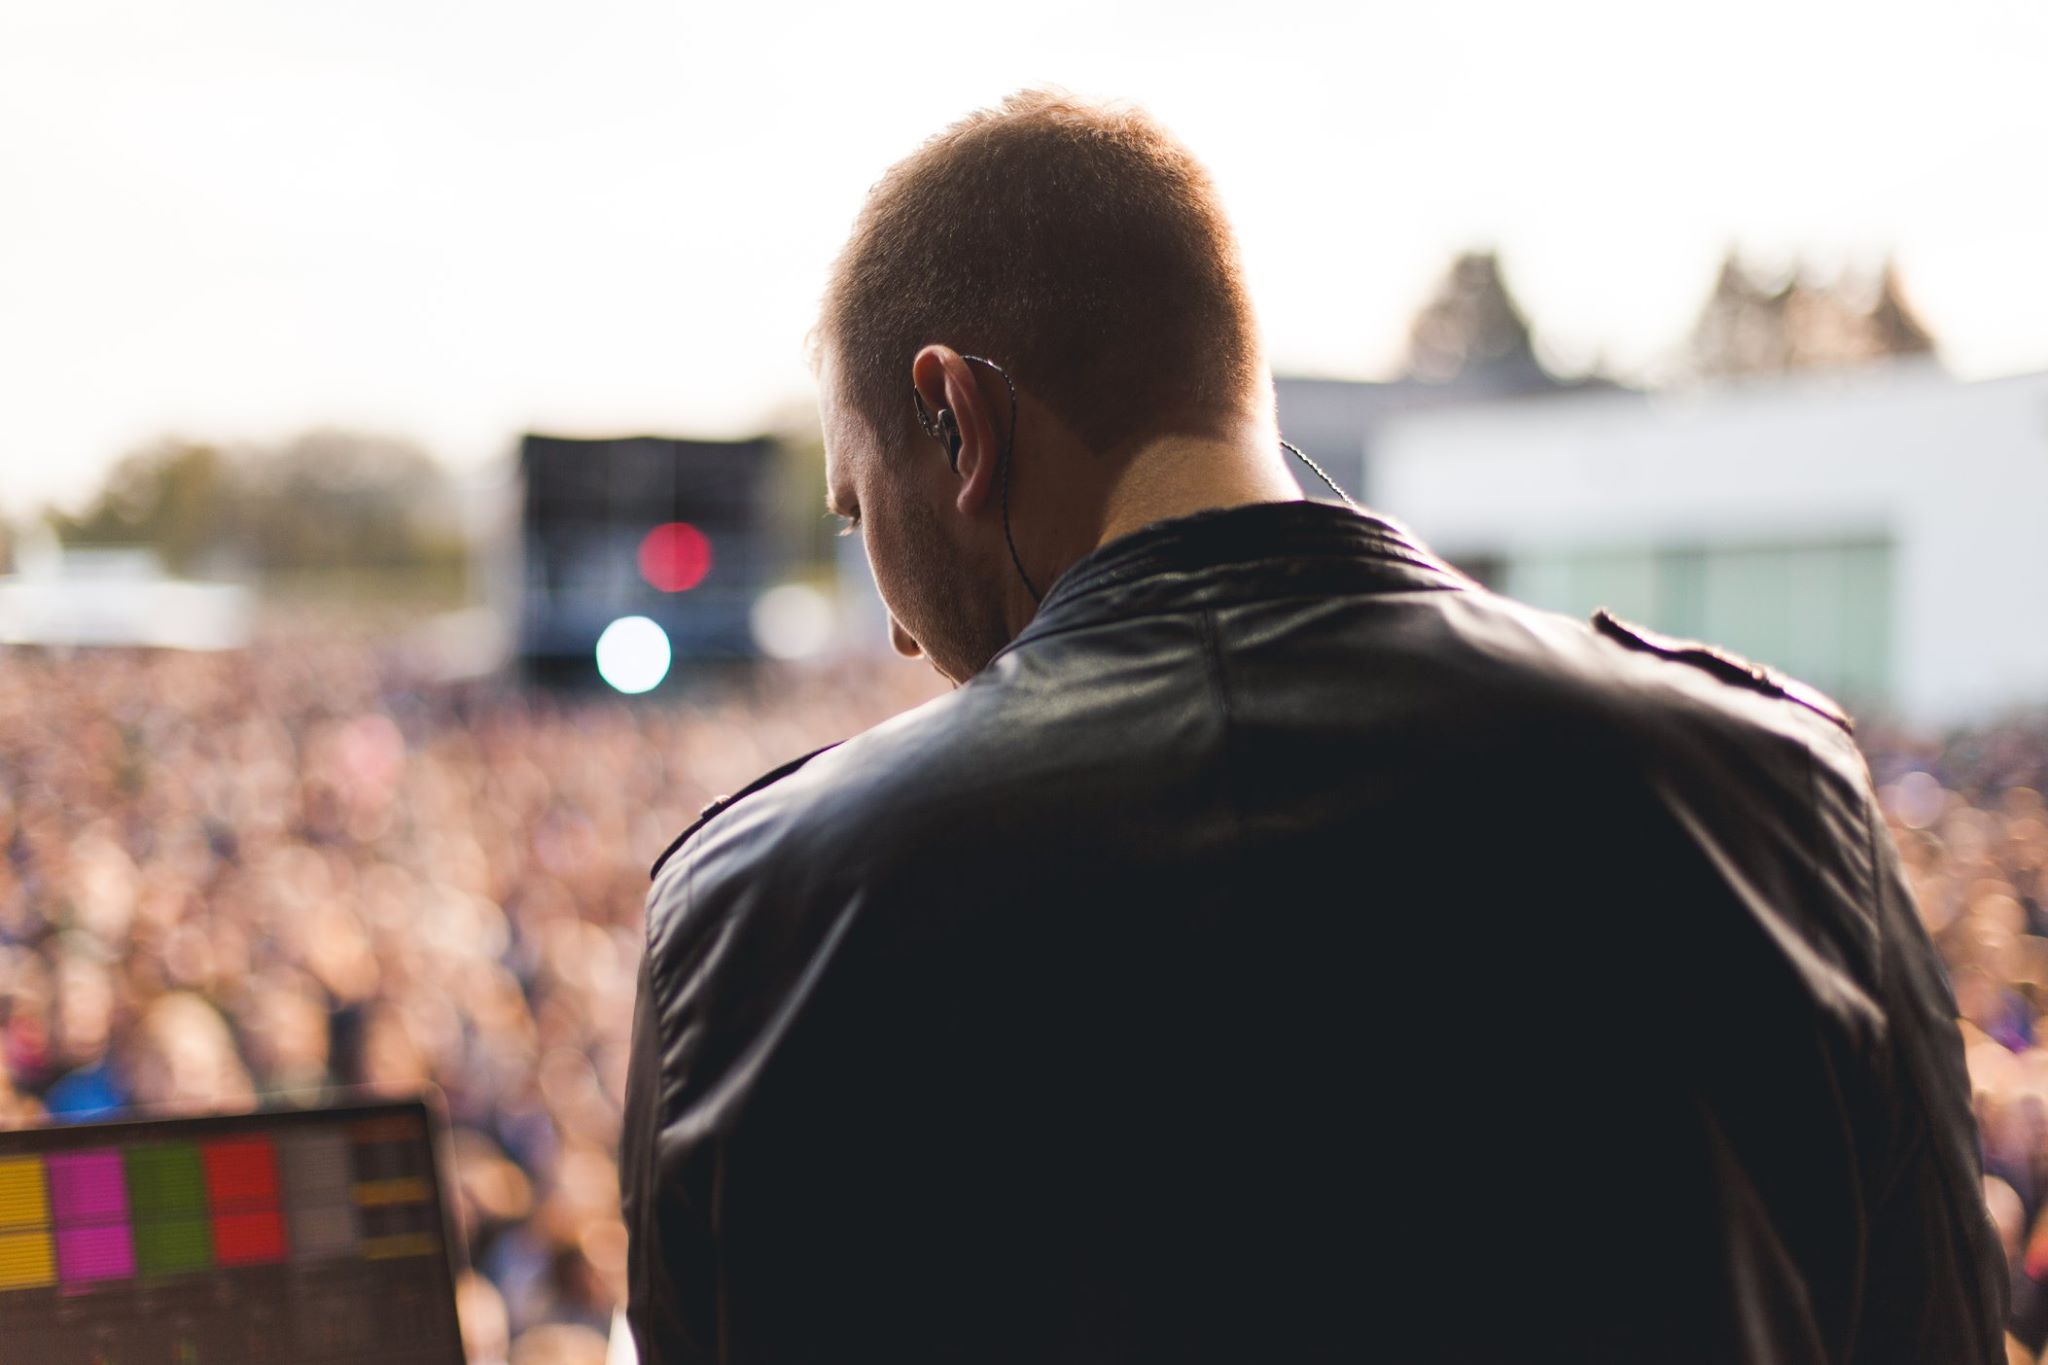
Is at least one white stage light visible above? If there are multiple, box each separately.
[595,616,671,694]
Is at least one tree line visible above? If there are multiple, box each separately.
[11,429,467,588]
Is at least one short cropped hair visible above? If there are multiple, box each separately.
[812,87,1266,459]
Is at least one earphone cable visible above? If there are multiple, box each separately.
[933,360,1362,606]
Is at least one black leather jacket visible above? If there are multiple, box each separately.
[621,498,2004,1363]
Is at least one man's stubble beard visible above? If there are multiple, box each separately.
[893,486,1012,684]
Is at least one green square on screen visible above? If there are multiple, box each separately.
[134,1215,212,1276]
[126,1144,207,1219]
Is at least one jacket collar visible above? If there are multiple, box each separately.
[994,498,1473,661]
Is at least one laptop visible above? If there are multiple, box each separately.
[0,1096,466,1364]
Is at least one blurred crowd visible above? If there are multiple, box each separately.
[1860,716,2048,1361]
[3,639,2047,1360]
[0,634,943,1365]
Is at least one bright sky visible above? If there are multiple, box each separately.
[3,0,2044,518]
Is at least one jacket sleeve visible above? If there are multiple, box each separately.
[1853,772,2009,1364]
[619,744,848,1363]
[620,945,719,1365]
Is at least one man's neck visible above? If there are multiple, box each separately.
[1091,421,1305,551]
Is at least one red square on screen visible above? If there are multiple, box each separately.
[211,1209,286,1265]
[201,1139,279,1211]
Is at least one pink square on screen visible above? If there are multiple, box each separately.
[46,1151,128,1224]
[56,1223,134,1283]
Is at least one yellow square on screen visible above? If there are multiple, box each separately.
[0,1229,55,1290]
[0,1159,49,1231]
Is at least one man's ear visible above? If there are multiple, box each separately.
[911,345,998,515]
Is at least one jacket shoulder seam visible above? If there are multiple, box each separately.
[649,739,845,881]
[1590,606,1855,734]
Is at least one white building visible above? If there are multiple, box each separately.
[1369,358,2048,728]
[0,538,251,651]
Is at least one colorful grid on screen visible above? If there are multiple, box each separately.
[0,1135,302,1294]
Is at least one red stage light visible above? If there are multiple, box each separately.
[638,522,712,592]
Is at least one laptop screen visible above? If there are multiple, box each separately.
[0,1097,466,1365]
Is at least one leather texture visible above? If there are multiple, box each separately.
[620,498,2004,1364]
